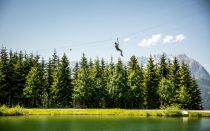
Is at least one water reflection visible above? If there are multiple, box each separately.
[0,116,210,131]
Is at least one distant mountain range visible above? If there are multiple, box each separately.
[137,54,210,109]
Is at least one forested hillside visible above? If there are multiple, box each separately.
[137,54,210,109]
[0,47,202,109]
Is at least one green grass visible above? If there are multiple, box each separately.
[161,104,182,116]
[23,108,166,116]
[188,111,210,117]
[0,105,23,116]
[1,105,210,117]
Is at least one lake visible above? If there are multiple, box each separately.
[0,115,210,131]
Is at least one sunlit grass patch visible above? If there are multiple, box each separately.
[1,105,210,117]
[188,111,210,117]
[161,104,182,116]
[23,108,169,116]
[0,105,23,116]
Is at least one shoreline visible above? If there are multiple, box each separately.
[1,107,210,117]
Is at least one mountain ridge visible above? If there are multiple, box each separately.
[138,54,210,80]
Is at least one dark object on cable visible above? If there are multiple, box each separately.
[114,38,123,56]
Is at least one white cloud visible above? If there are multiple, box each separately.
[163,34,185,44]
[138,34,162,47]
[174,34,185,42]
[123,37,130,42]
[163,35,174,44]
[139,33,185,47]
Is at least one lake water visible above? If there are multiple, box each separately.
[0,115,210,131]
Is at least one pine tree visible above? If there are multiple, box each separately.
[50,65,60,106]
[52,49,59,69]
[12,51,25,105]
[143,56,160,109]
[89,58,105,107]
[121,65,129,108]
[173,61,202,110]
[23,55,46,107]
[105,57,115,107]
[87,58,97,108]
[45,58,53,107]
[23,67,42,107]
[38,58,48,107]
[127,56,144,108]
[157,54,169,79]
[72,62,79,80]
[59,54,73,107]
[190,77,202,109]
[108,59,129,108]
[46,58,53,95]
[178,85,190,109]
[169,57,181,103]
[99,58,107,107]
[72,53,91,108]
[7,50,15,106]
[178,62,192,109]
[158,78,175,107]
[0,46,9,105]
[22,53,38,106]
[22,53,37,76]
[51,53,73,107]
[49,50,60,107]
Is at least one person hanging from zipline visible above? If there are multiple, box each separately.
[114,38,123,57]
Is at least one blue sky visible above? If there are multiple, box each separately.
[0,0,210,72]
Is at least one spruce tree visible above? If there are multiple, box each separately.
[169,57,181,103]
[143,56,160,109]
[178,85,190,109]
[9,51,23,106]
[127,56,144,108]
[22,53,39,106]
[172,61,202,110]
[99,58,107,107]
[108,59,129,108]
[72,62,79,80]
[38,58,48,107]
[190,77,202,109]
[7,50,15,106]
[50,65,60,106]
[13,51,25,105]
[58,54,73,107]
[105,57,115,107]
[157,54,169,79]
[158,78,175,107]
[46,58,53,95]
[52,49,59,69]
[87,58,96,107]
[178,62,192,109]
[50,50,60,107]
[89,58,106,107]
[23,67,42,107]
[51,53,73,107]
[72,53,91,108]
[0,47,9,105]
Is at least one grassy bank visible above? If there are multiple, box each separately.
[0,105,210,117]
[188,111,210,117]
[0,105,24,116]
[24,109,169,116]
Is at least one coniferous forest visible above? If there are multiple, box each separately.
[0,46,202,109]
